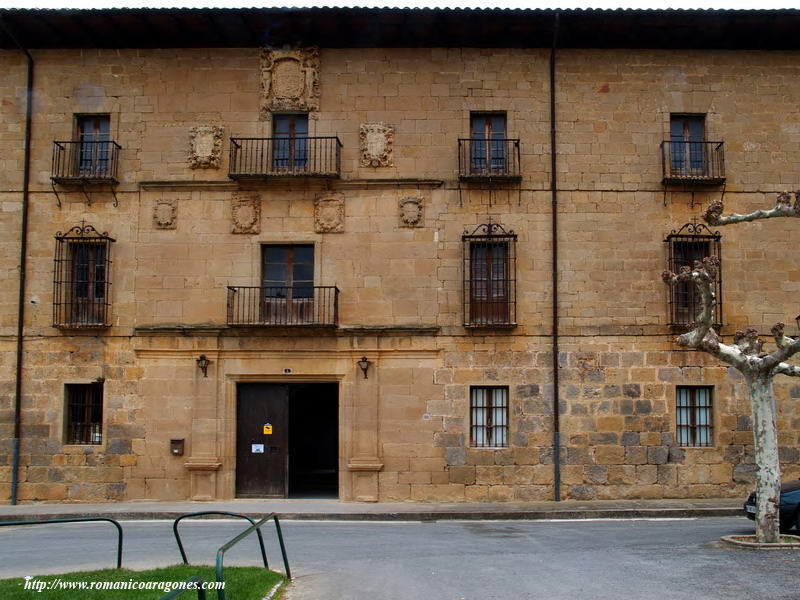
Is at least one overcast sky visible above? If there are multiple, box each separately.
[1,1,796,10]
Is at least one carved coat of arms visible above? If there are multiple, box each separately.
[231,193,261,234]
[260,47,320,118]
[153,197,177,229]
[399,197,423,228]
[314,192,345,233]
[360,123,394,168]
[188,125,224,169]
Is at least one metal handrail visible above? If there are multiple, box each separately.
[458,137,522,179]
[159,576,208,600]
[0,517,123,568]
[172,511,291,600]
[228,136,342,178]
[173,511,268,569]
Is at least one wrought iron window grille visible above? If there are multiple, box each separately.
[676,386,713,447]
[664,221,722,329]
[463,222,517,328]
[470,386,509,448]
[53,221,114,329]
[65,382,104,445]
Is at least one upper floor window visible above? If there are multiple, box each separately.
[463,222,517,328]
[77,115,111,177]
[65,382,103,445]
[676,386,713,447]
[53,222,114,328]
[52,114,121,185]
[272,114,309,171]
[470,113,506,173]
[457,112,519,180]
[662,114,725,185]
[664,222,722,328]
[470,386,509,448]
[669,115,706,174]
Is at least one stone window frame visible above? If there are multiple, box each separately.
[63,381,105,446]
[469,385,510,449]
[675,385,714,448]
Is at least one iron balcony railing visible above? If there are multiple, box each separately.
[228,137,342,179]
[52,140,121,183]
[458,138,521,180]
[227,286,339,327]
[660,140,725,185]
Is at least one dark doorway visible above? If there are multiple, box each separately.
[288,383,338,498]
[235,382,338,499]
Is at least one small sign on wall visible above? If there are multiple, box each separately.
[251,444,265,454]
[263,423,273,435]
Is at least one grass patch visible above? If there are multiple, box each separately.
[0,564,285,599]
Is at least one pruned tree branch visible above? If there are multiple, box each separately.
[770,322,794,349]
[705,191,800,226]
[662,256,747,370]
[763,322,800,370]
[773,362,800,377]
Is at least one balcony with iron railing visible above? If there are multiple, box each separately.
[227,286,339,327]
[660,140,725,185]
[458,138,521,181]
[51,140,122,184]
[228,137,342,179]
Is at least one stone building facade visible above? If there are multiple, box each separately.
[1,7,799,503]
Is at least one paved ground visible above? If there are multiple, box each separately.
[0,517,796,599]
[0,497,742,521]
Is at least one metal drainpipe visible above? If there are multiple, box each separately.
[1,18,34,506]
[549,12,561,502]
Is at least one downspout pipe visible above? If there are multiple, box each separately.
[0,17,34,506]
[549,12,561,502]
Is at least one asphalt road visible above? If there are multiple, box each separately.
[0,518,796,599]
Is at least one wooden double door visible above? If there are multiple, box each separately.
[236,382,338,498]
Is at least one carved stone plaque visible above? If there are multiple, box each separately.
[260,47,320,118]
[231,192,261,234]
[314,192,345,233]
[153,197,177,229]
[188,125,224,169]
[360,123,395,168]
[399,197,423,228]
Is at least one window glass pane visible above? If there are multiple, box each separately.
[293,245,314,264]
[293,263,314,283]
[264,263,287,285]
[264,246,288,264]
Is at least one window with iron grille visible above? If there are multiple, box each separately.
[664,222,722,327]
[53,222,114,328]
[676,386,713,447]
[65,382,103,445]
[470,386,509,448]
[463,223,517,327]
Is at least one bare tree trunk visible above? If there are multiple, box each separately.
[748,374,782,543]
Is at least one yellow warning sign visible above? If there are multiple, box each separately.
[263,424,273,435]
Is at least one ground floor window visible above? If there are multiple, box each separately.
[65,382,103,445]
[470,386,509,448]
[676,386,713,447]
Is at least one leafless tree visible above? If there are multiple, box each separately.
[662,191,800,543]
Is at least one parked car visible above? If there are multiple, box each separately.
[744,481,800,533]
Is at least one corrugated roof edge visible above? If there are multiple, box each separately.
[1,6,799,12]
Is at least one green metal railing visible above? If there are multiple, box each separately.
[0,517,123,568]
[172,511,291,600]
[158,576,208,600]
